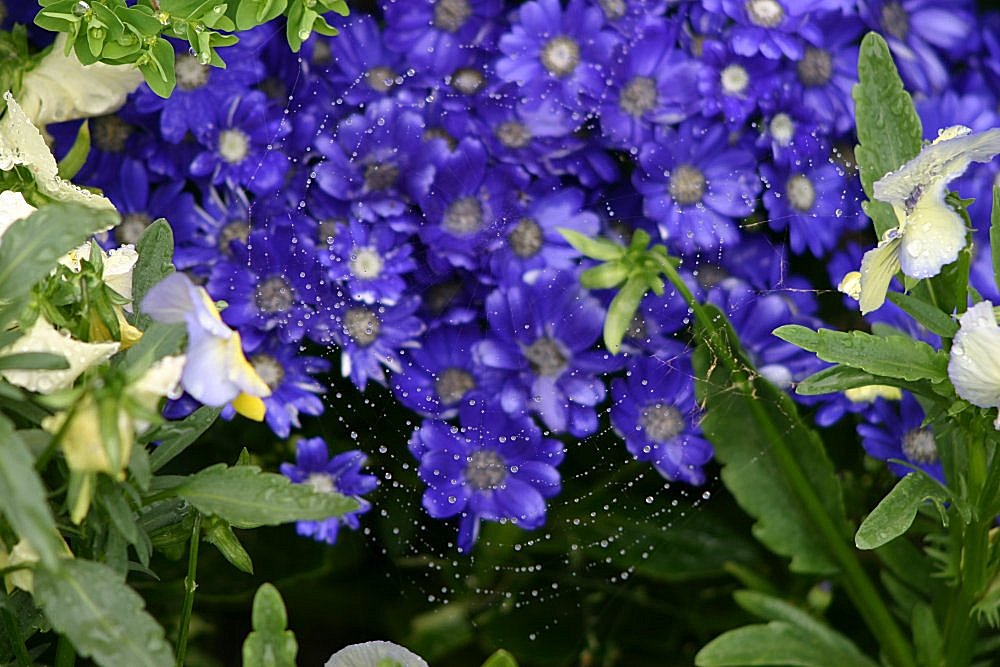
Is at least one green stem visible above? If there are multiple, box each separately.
[54,635,76,667]
[0,603,30,667]
[658,259,917,667]
[174,512,202,667]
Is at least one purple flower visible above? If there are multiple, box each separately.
[393,324,487,419]
[190,92,290,195]
[757,88,827,166]
[408,403,564,553]
[633,121,761,254]
[473,272,616,436]
[383,0,504,75]
[170,186,252,273]
[102,160,196,248]
[796,11,863,134]
[496,0,619,112]
[858,394,944,483]
[280,438,379,544]
[697,40,781,126]
[703,0,826,59]
[318,15,417,107]
[246,335,330,438]
[324,219,416,306]
[591,0,669,34]
[611,354,713,485]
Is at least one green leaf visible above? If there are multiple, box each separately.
[557,228,624,261]
[911,603,944,664]
[202,515,253,574]
[173,464,359,529]
[57,120,91,180]
[773,325,947,383]
[147,405,221,473]
[481,649,519,667]
[579,262,628,289]
[852,32,922,238]
[34,559,173,667]
[0,419,64,570]
[0,352,69,371]
[137,37,176,98]
[603,277,646,354]
[132,219,175,328]
[855,473,949,550]
[796,365,903,396]
[0,202,117,303]
[235,0,287,29]
[242,583,297,667]
[885,292,958,338]
[695,620,880,667]
[121,321,185,379]
[695,308,849,574]
[991,186,1000,296]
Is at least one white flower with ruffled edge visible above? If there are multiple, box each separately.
[17,34,143,126]
[948,300,1000,428]
[0,317,119,393]
[850,126,1000,314]
[0,92,114,212]
[324,641,428,667]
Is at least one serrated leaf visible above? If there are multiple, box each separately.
[695,621,879,667]
[34,559,173,667]
[773,325,947,383]
[694,307,849,575]
[147,405,222,472]
[852,32,922,238]
[481,649,519,667]
[886,292,957,338]
[242,583,297,667]
[855,472,949,550]
[0,419,64,570]
[173,464,359,528]
[203,515,253,574]
[0,202,117,303]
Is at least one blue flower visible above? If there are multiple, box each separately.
[496,0,619,112]
[408,403,564,553]
[795,11,863,134]
[170,185,252,273]
[280,438,378,545]
[383,0,504,76]
[857,394,944,483]
[318,15,418,107]
[704,0,826,59]
[473,271,616,436]
[633,121,761,254]
[102,160,197,248]
[393,324,486,419]
[697,40,781,126]
[246,334,330,438]
[611,354,713,485]
[324,219,416,306]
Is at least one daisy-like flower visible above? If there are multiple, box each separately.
[383,0,504,75]
[245,334,330,438]
[408,402,564,553]
[948,301,1000,426]
[846,125,1000,314]
[141,272,271,421]
[703,0,825,60]
[324,219,416,306]
[857,393,944,482]
[610,354,713,485]
[392,324,486,419]
[280,438,378,545]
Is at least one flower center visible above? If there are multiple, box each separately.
[450,67,485,94]
[524,336,568,377]
[218,129,250,164]
[250,353,285,390]
[769,112,795,146]
[218,220,250,254]
[669,164,707,206]
[881,1,909,40]
[598,0,626,19]
[366,66,396,92]
[902,428,938,464]
[495,121,531,148]
[508,217,543,258]
[443,196,484,235]
[626,312,648,341]
[175,54,210,91]
[435,367,476,405]
[465,449,507,490]
[343,307,381,346]
[305,472,337,494]
[424,127,458,150]
[541,36,581,77]
[363,161,399,191]
[311,40,332,66]
[255,276,294,313]
[348,246,384,280]
[91,114,132,153]
[117,212,152,245]
[797,47,833,86]
[318,219,340,246]
[786,174,816,212]
[640,404,685,442]
[720,64,750,95]
[426,280,461,315]
[745,0,784,27]
[434,0,471,32]
[619,76,658,117]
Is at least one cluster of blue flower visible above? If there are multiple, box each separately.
[12,0,997,551]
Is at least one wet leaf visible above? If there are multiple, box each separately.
[855,472,949,550]
[242,583,297,667]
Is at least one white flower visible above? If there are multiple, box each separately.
[324,641,428,667]
[855,125,1000,314]
[0,190,37,239]
[0,92,114,212]
[17,34,144,126]
[58,241,138,303]
[948,301,1000,420]
[0,317,119,393]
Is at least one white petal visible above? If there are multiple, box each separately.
[103,244,138,303]
[324,641,428,667]
[949,301,1000,408]
[0,190,37,240]
[859,236,902,315]
[896,182,966,279]
[0,318,119,393]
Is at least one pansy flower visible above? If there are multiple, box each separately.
[948,301,1000,426]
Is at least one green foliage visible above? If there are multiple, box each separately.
[203,514,254,574]
[56,119,90,180]
[991,185,1000,292]
[885,292,958,338]
[132,218,176,328]
[34,559,174,667]
[852,32,922,238]
[481,649,519,667]
[242,583,297,667]
[147,405,223,472]
[172,463,360,528]
[855,473,949,550]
